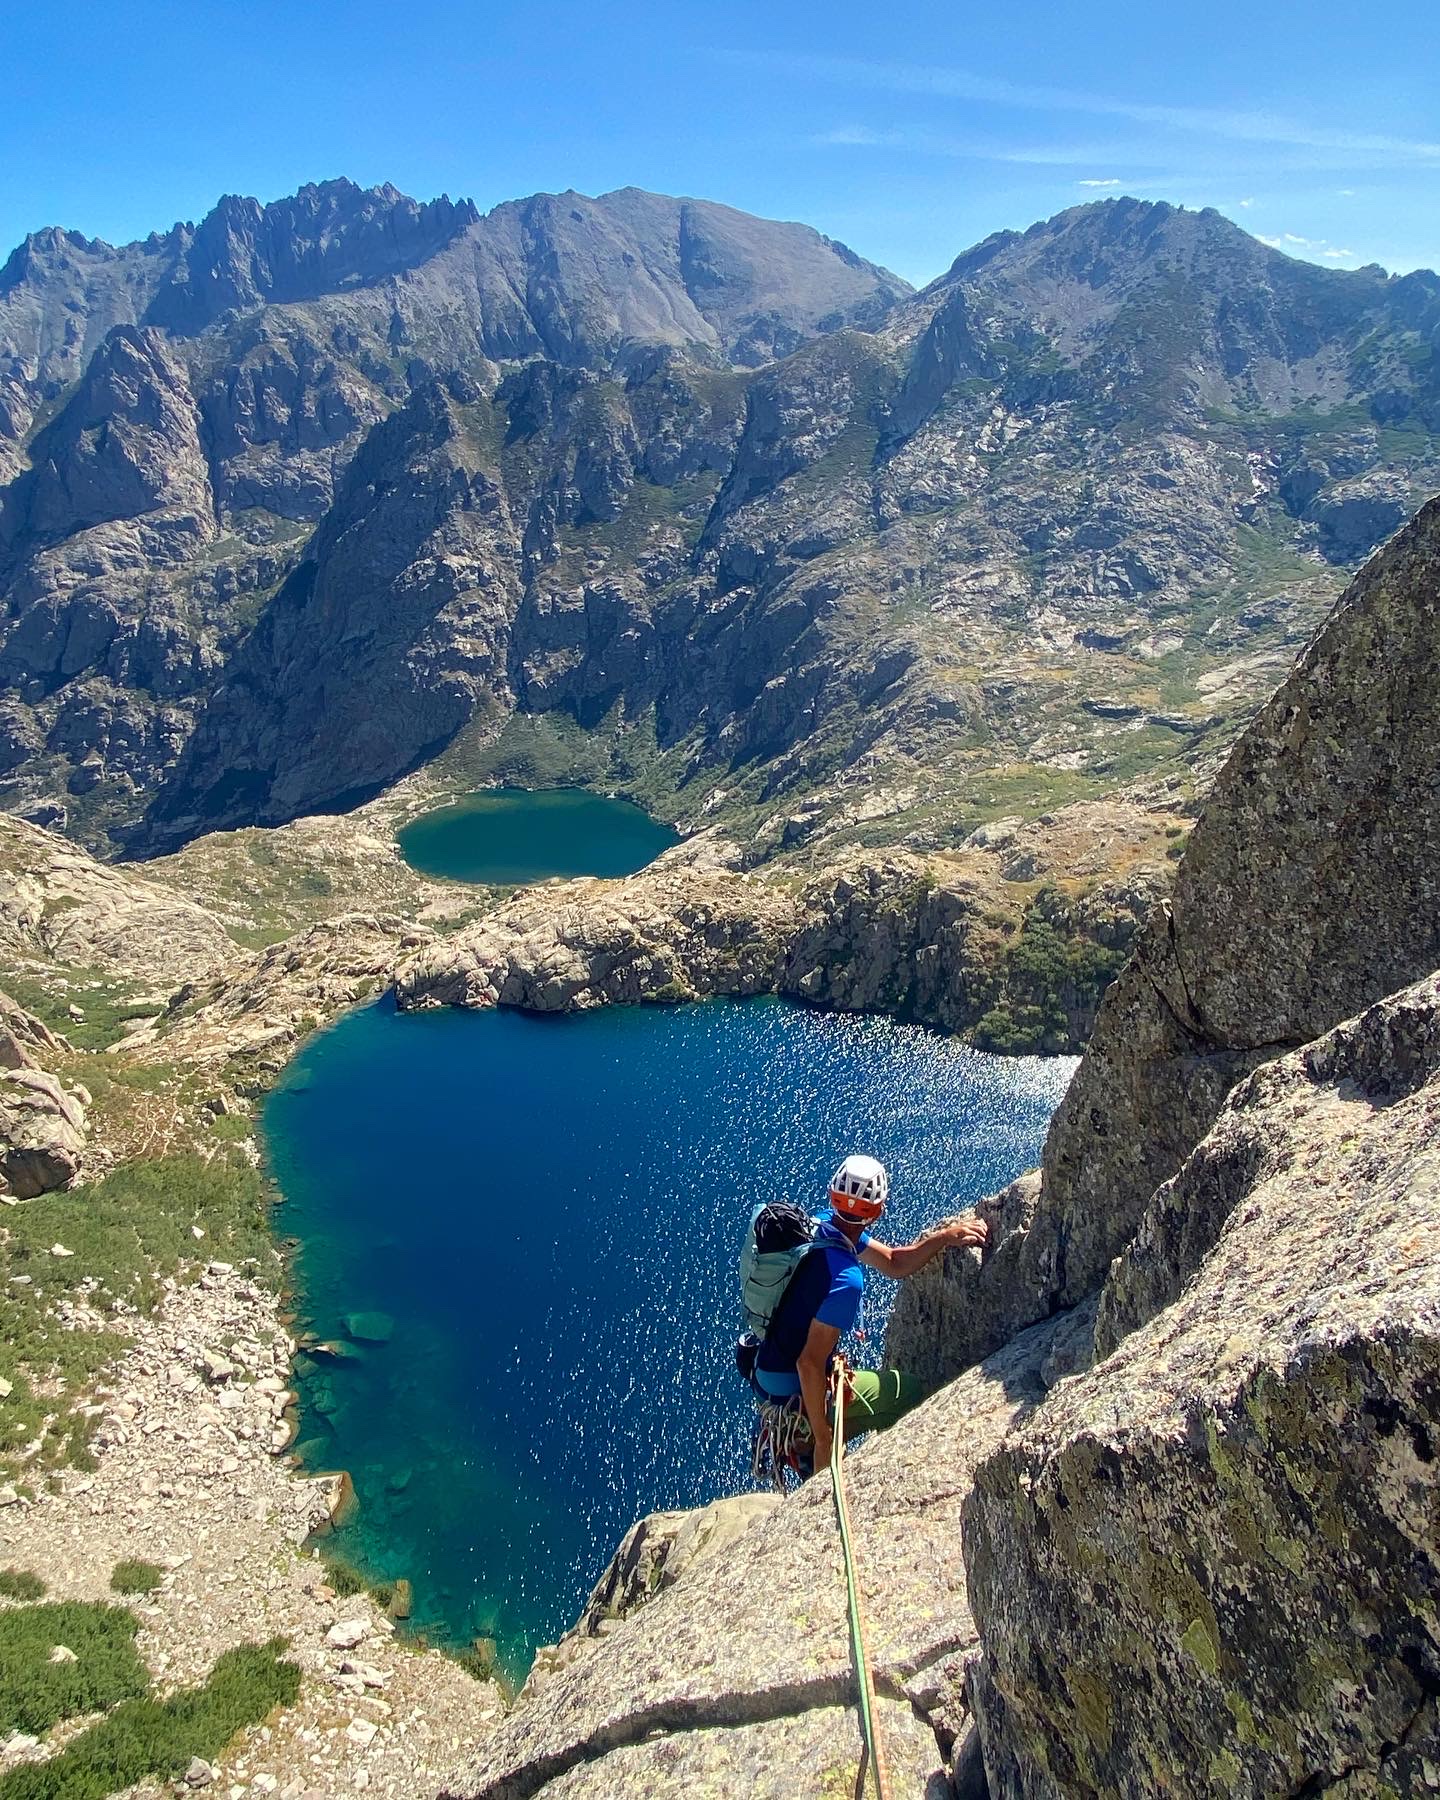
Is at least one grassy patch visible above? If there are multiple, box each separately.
[0,971,159,1055]
[971,893,1127,1054]
[109,1560,165,1597]
[0,1636,300,1800]
[0,1155,275,1475]
[0,1574,45,1604]
[321,1555,393,1610]
[0,1601,148,1736]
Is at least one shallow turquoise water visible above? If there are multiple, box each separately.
[264,996,1074,1680]
[396,787,678,885]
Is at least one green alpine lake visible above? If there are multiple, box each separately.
[263,995,1075,1682]
[396,787,679,885]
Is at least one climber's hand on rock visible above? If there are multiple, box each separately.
[945,1217,989,1250]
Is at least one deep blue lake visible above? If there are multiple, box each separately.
[263,996,1074,1680]
[396,787,678,885]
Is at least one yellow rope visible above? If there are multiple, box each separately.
[830,1358,893,1800]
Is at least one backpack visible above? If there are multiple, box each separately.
[738,1201,817,1348]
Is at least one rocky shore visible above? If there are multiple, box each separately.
[0,1260,504,1796]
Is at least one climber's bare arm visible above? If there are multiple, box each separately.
[797,1318,841,1467]
[859,1217,989,1280]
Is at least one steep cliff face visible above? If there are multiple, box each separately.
[889,492,1440,1383]
[965,975,1440,1799]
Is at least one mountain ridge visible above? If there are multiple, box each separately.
[0,181,1436,863]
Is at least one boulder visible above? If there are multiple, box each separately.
[963,970,1440,1798]
[0,1032,86,1197]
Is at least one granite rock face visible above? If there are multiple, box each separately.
[394,838,1150,1051]
[964,972,1440,1798]
[1037,489,1440,1304]
[0,812,232,984]
[889,492,1440,1379]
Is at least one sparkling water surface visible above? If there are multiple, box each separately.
[263,995,1074,1680]
[396,786,678,885]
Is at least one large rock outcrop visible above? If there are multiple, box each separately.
[395,836,1154,1052]
[0,812,232,984]
[964,972,1440,1798]
[889,491,1440,1384]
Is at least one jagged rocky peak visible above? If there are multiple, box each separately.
[447,185,911,368]
[3,323,213,550]
[145,176,482,333]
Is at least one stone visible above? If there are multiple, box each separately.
[385,1578,412,1621]
[47,1644,76,1663]
[347,1718,379,1747]
[343,1312,394,1345]
[964,970,1440,1798]
[184,1758,216,1788]
[326,1619,369,1650]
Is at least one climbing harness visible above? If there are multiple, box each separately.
[830,1356,892,1800]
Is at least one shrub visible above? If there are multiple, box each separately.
[0,1601,148,1736]
[0,1637,300,1800]
[322,1556,393,1609]
[0,1574,44,1603]
[109,1560,165,1597]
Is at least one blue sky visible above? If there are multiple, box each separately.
[6,0,1437,286]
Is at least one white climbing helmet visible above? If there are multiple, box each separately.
[828,1153,889,1223]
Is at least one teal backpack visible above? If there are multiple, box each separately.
[738,1202,816,1339]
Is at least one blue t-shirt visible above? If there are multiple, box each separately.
[754,1216,871,1398]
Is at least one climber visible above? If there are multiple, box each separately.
[752,1154,989,1473]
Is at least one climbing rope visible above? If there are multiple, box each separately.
[830,1357,892,1800]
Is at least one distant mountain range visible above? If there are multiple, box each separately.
[0,177,1435,857]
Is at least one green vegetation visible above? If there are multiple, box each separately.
[430,700,696,832]
[322,1555,393,1610]
[0,1602,149,1736]
[0,1637,300,1800]
[0,1574,45,1604]
[109,1560,165,1597]
[972,893,1126,1054]
[0,970,159,1054]
[0,1155,274,1474]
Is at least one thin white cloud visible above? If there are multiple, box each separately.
[763,53,1440,167]
[1078,178,1122,188]
[1238,197,1255,208]
[810,126,901,147]
[1259,231,1360,264]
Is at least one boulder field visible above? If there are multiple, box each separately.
[441,496,1440,1797]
